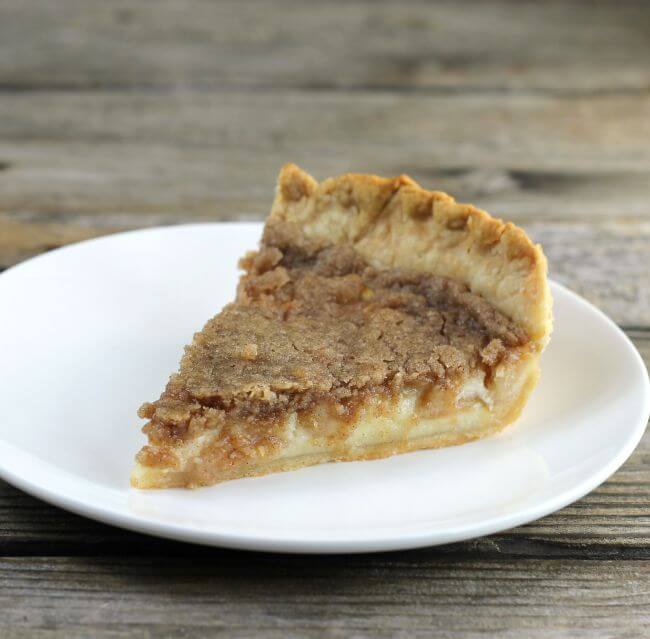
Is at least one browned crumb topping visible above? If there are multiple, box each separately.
[138,220,530,454]
[240,343,258,361]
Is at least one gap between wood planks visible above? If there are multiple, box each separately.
[0,83,648,99]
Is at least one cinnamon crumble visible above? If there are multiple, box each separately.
[138,219,529,450]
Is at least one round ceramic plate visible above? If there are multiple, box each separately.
[0,223,648,553]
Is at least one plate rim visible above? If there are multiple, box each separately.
[0,223,648,554]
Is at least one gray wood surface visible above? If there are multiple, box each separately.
[1,91,649,230]
[2,557,649,639]
[1,0,649,93]
[1,1,649,637]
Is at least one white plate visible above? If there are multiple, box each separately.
[0,223,648,553]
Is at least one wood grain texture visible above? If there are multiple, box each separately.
[1,0,649,93]
[0,91,649,231]
[1,556,649,638]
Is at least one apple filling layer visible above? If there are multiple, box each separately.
[133,220,535,488]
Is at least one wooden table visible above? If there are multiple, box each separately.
[1,2,649,636]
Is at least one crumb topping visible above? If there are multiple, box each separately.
[140,220,530,445]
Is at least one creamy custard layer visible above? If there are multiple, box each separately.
[133,354,538,488]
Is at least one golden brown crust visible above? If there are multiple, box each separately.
[271,164,552,345]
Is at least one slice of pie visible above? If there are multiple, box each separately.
[132,164,552,488]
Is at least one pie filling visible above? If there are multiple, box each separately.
[133,219,537,488]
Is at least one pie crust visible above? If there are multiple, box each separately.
[132,165,552,488]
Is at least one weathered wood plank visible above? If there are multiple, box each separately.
[0,557,648,638]
[1,1,648,93]
[0,219,107,268]
[1,91,649,233]
[1,333,647,559]
[2,91,649,167]
[530,224,650,328]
